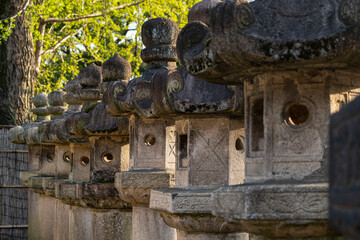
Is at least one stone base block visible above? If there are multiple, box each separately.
[133,205,176,240]
[150,188,239,233]
[19,171,39,186]
[212,182,336,238]
[55,182,130,209]
[178,231,249,240]
[115,170,174,205]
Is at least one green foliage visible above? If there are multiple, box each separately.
[0,17,16,44]
[22,0,201,93]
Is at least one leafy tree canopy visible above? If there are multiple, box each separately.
[0,0,200,92]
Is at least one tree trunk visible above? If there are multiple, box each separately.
[0,0,36,125]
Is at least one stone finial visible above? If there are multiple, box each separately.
[78,63,102,86]
[31,92,50,122]
[102,53,132,82]
[64,78,83,113]
[78,63,102,106]
[140,18,179,68]
[100,53,132,95]
[47,90,67,119]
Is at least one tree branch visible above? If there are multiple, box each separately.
[41,25,86,56]
[34,19,46,72]
[43,1,145,24]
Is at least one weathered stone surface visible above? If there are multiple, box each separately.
[28,145,41,170]
[79,89,101,101]
[55,182,77,200]
[48,90,66,107]
[54,199,71,240]
[65,77,82,94]
[69,206,92,240]
[31,92,51,121]
[243,70,360,183]
[47,90,67,118]
[212,182,331,238]
[13,6,358,239]
[115,171,174,205]
[89,136,128,182]
[116,171,173,189]
[175,117,244,187]
[8,125,26,144]
[33,92,49,108]
[56,202,132,240]
[42,118,71,144]
[150,188,239,234]
[91,208,132,240]
[177,0,360,84]
[78,63,102,86]
[64,77,83,112]
[129,117,169,169]
[102,80,133,116]
[71,142,91,182]
[188,0,221,25]
[150,188,214,214]
[102,53,132,82]
[19,171,39,186]
[55,144,71,178]
[141,18,179,48]
[42,178,68,196]
[28,191,55,240]
[132,205,176,240]
[85,102,129,136]
[329,96,360,240]
[65,112,91,138]
[55,181,131,209]
[177,231,250,240]
[40,145,56,175]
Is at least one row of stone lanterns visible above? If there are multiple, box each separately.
[9,0,360,239]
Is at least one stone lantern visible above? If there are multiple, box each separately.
[106,18,180,240]
[173,0,360,238]
[84,53,132,184]
[70,63,103,183]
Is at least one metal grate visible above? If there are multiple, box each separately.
[0,126,28,239]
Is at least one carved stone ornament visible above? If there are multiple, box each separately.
[211,182,335,238]
[150,188,240,233]
[177,0,360,84]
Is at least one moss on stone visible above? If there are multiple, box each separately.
[84,102,98,113]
